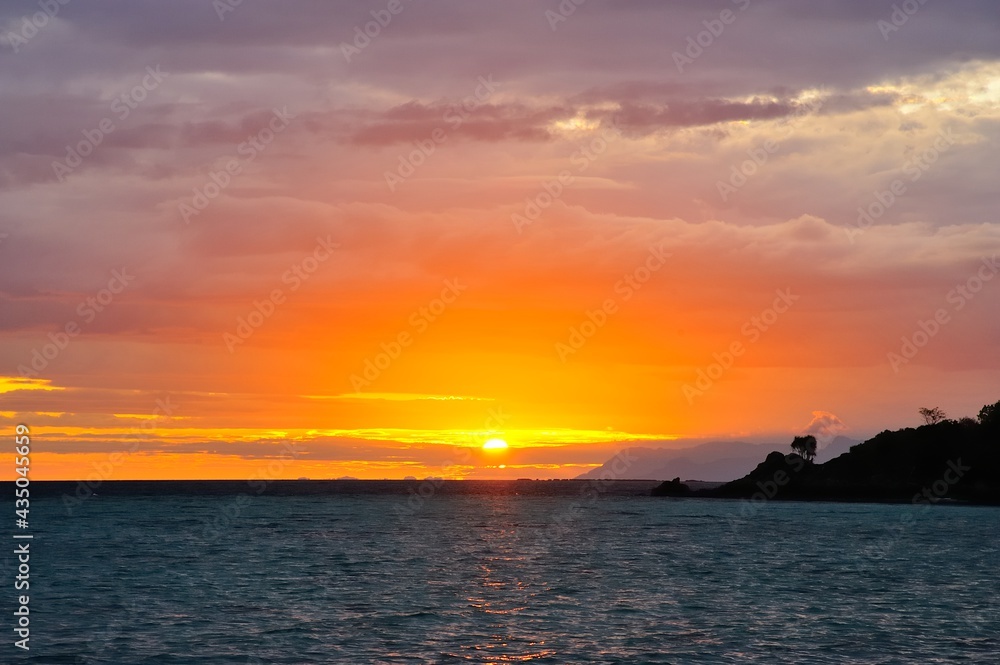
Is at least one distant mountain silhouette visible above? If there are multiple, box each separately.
[653,404,1000,504]
[578,436,859,482]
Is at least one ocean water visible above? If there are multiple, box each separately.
[13,481,1000,663]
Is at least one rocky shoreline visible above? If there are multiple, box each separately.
[654,403,1000,505]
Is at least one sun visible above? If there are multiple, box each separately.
[482,438,508,451]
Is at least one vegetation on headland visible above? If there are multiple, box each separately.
[652,400,1000,504]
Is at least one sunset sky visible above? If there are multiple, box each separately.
[2,0,998,480]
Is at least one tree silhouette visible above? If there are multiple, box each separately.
[980,401,1000,431]
[790,435,817,463]
[919,407,946,425]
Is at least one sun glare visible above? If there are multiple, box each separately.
[482,438,509,451]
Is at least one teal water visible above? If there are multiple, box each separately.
[14,485,1000,663]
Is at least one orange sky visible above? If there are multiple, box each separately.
[1,2,998,480]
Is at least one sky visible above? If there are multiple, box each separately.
[1,0,998,480]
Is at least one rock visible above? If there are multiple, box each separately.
[650,477,692,497]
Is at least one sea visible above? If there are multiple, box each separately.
[9,480,1000,663]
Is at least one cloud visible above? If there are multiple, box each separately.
[802,411,849,448]
[0,376,63,394]
[1,1,998,475]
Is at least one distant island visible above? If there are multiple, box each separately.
[652,400,1000,505]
